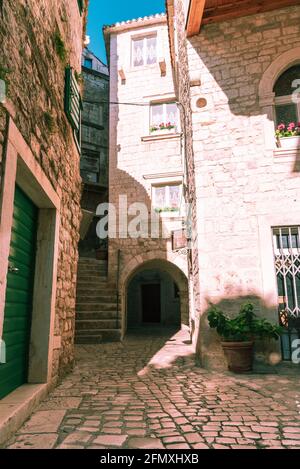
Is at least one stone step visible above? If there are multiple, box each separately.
[77,278,109,285]
[78,258,107,265]
[76,288,116,296]
[76,319,121,330]
[78,263,107,270]
[76,311,118,320]
[76,295,119,303]
[76,302,118,312]
[75,330,121,344]
[77,272,107,279]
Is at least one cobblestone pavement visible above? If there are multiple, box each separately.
[4,329,300,449]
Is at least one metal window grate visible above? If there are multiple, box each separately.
[273,226,300,360]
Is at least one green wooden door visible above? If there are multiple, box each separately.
[0,186,38,399]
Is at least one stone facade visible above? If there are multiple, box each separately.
[79,48,109,258]
[0,0,85,394]
[169,1,300,368]
[104,16,189,334]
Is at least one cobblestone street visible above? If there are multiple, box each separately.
[4,329,300,450]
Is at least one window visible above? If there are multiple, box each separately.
[65,66,82,151]
[152,183,182,212]
[272,226,300,361]
[132,35,157,67]
[84,57,93,69]
[150,102,179,133]
[274,65,300,127]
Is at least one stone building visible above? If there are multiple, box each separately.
[167,0,300,368]
[0,0,86,439]
[103,15,190,339]
[79,48,109,259]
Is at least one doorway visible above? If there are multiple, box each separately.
[0,186,37,399]
[141,283,161,323]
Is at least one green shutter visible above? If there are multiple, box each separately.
[77,0,84,15]
[65,66,82,151]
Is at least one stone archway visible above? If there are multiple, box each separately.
[120,258,189,336]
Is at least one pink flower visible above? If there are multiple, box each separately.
[277,123,285,131]
[288,122,295,130]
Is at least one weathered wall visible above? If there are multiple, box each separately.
[168,0,202,349]
[0,0,84,377]
[106,17,189,322]
[185,5,300,368]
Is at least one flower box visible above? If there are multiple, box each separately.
[150,122,177,135]
[151,128,175,135]
[278,136,300,150]
[275,122,300,150]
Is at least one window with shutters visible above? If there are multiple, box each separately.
[64,66,82,152]
[132,35,157,68]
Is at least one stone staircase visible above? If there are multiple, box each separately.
[75,258,121,344]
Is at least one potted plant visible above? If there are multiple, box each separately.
[275,122,300,150]
[150,122,176,134]
[207,303,283,373]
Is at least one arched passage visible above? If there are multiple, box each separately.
[122,259,189,334]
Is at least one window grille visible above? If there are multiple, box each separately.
[65,66,82,151]
[273,226,300,360]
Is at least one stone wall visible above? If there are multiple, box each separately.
[168,0,202,348]
[185,5,300,368]
[0,0,85,378]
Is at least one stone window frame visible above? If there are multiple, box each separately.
[151,181,183,212]
[131,32,158,68]
[0,115,61,401]
[148,174,184,219]
[141,93,182,142]
[258,47,300,152]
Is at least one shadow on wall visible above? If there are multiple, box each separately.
[195,291,283,371]
[188,23,300,174]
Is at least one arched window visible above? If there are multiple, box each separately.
[273,65,300,127]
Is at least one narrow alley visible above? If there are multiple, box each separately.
[5,329,300,450]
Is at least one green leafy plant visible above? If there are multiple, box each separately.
[53,31,67,62]
[207,303,283,342]
[155,207,179,213]
[150,122,176,133]
[43,112,56,134]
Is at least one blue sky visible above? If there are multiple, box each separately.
[87,0,166,64]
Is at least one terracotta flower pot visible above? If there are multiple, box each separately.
[221,341,254,373]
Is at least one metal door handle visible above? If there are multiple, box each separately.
[8,264,19,274]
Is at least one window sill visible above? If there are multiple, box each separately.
[141,132,182,142]
[274,147,300,157]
